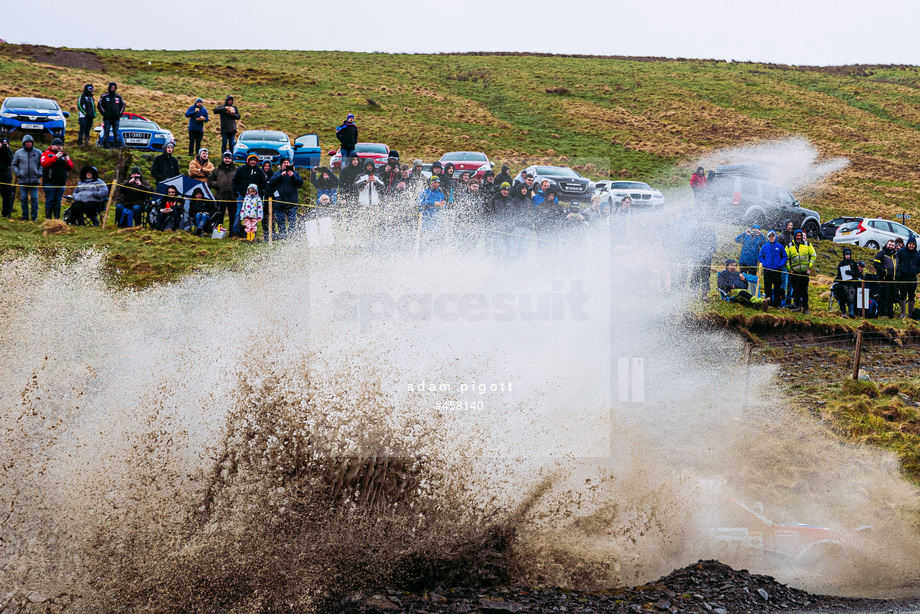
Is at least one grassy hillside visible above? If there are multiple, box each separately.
[3,45,920,219]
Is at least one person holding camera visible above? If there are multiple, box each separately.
[269,158,304,239]
[185,98,210,157]
[734,223,766,276]
[0,137,13,218]
[115,167,151,228]
[40,138,74,219]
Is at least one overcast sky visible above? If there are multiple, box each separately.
[7,0,919,66]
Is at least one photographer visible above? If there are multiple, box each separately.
[269,158,304,239]
[115,167,151,228]
[40,138,73,219]
[734,223,766,276]
[0,137,13,218]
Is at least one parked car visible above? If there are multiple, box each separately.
[292,133,321,169]
[438,151,493,180]
[0,97,70,139]
[833,218,919,249]
[513,166,596,203]
[603,180,665,209]
[820,216,863,241]
[328,142,390,170]
[702,165,821,238]
[95,117,174,150]
[233,130,294,164]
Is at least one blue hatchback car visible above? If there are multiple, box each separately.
[94,117,175,150]
[233,130,294,165]
[0,97,70,139]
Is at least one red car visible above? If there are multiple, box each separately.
[438,151,493,180]
[328,142,390,170]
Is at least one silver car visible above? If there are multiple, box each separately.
[833,218,918,250]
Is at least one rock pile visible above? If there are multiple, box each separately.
[333,559,902,614]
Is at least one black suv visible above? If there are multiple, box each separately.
[514,166,596,203]
[699,164,822,238]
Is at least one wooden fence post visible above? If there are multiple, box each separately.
[101,172,118,230]
[852,330,864,380]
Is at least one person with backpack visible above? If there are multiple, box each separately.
[758,230,787,307]
[896,236,920,319]
[185,98,209,157]
[97,82,125,148]
[76,84,96,147]
[115,167,151,228]
[785,229,816,314]
[335,113,358,162]
[40,138,73,219]
[873,239,898,318]
[213,95,240,154]
[11,135,42,221]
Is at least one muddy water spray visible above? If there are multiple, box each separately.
[1,142,918,612]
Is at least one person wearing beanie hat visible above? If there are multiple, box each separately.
[40,137,73,219]
[734,223,765,276]
[116,166,151,228]
[785,228,816,314]
[188,147,213,181]
[77,84,96,146]
[185,97,209,157]
[151,141,180,184]
[11,134,42,220]
[758,229,787,307]
[834,246,861,317]
[718,259,769,310]
[97,82,125,148]
[208,151,237,229]
[231,154,267,237]
[213,95,240,154]
[335,113,358,163]
[418,173,447,234]
[896,235,920,319]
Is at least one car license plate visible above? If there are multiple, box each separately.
[840,230,852,235]
[259,155,274,162]
[125,138,147,145]
[21,123,43,130]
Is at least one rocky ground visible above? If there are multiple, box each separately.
[334,560,918,614]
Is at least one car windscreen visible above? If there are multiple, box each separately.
[442,152,487,162]
[534,167,579,177]
[355,144,388,154]
[119,120,158,130]
[242,131,288,142]
[4,97,59,110]
[609,182,651,190]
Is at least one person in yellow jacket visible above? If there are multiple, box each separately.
[785,228,817,313]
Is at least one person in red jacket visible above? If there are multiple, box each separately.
[690,166,707,202]
[40,138,74,219]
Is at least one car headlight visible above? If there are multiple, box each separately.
[0,111,15,119]
[477,163,491,172]
[279,144,291,152]
[613,192,627,198]
[50,114,64,121]
[236,142,248,150]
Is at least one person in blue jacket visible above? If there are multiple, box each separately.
[735,224,766,275]
[185,98,209,157]
[758,230,788,306]
[417,175,446,232]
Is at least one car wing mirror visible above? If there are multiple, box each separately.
[62,111,71,118]
[294,143,302,149]
[328,150,337,156]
